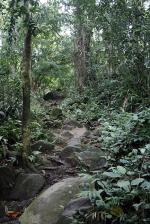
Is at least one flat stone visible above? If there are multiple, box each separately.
[19,177,83,224]
[10,173,45,200]
[77,150,107,170]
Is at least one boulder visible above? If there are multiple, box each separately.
[43,91,64,101]
[77,150,107,170]
[0,166,16,200]
[31,140,54,152]
[60,145,81,159]
[10,173,45,200]
[59,145,82,166]
[57,197,92,224]
[19,177,83,224]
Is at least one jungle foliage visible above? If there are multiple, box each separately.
[0,0,150,223]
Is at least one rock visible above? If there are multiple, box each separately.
[60,145,81,159]
[43,91,64,101]
[31,140,54,152]
[57,197,92,224]
[61,131,73,139]
[0,166,16,200]
[82,130,91,137]
[59,146,82,167]
[67,137,81,147]
[55,136,67,147]
[77,150,107,170]
[51,108,63,118]
[45,120,62,129]
[64,120,83,128]
[10,173,45,200]
[0,111,6,121]
[19,177,83,224]
[62,125,73,130]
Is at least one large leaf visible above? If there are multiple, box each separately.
[117,180,130,190]
[117,166,126,175]
[103,172,121,178]
[131,178,144,186]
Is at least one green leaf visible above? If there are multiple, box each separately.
[141,181,150,190]
[133,202,144,211]
[96,199,105,208]
[103,172,121,178]
[117,180,130,190]
[133,114,138,121]
[117,166,126,174]
[33,150,41,155]
[131,178,144,186]
[140,147,146,154]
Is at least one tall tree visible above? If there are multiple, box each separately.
[22,2,32,158]
[73,0,96,90]
[6,0,37,164]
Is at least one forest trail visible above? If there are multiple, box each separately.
[0,99,106,224]
[19,111,106,224]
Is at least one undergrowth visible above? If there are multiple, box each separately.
[77,108,150,224]
[62,83,150,224]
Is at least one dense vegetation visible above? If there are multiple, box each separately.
[0,0,150,223]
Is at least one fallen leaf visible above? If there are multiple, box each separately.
[6,211,21,218]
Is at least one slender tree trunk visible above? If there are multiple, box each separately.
[22,27,32,157]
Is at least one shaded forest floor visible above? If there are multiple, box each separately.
[0,96,106,224]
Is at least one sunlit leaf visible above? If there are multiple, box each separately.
[117,166,126,174]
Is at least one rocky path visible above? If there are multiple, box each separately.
[0,101,107,224]
[18,118,107,224]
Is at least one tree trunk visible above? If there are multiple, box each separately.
[22,27,32,157]
[73,3,96,91]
